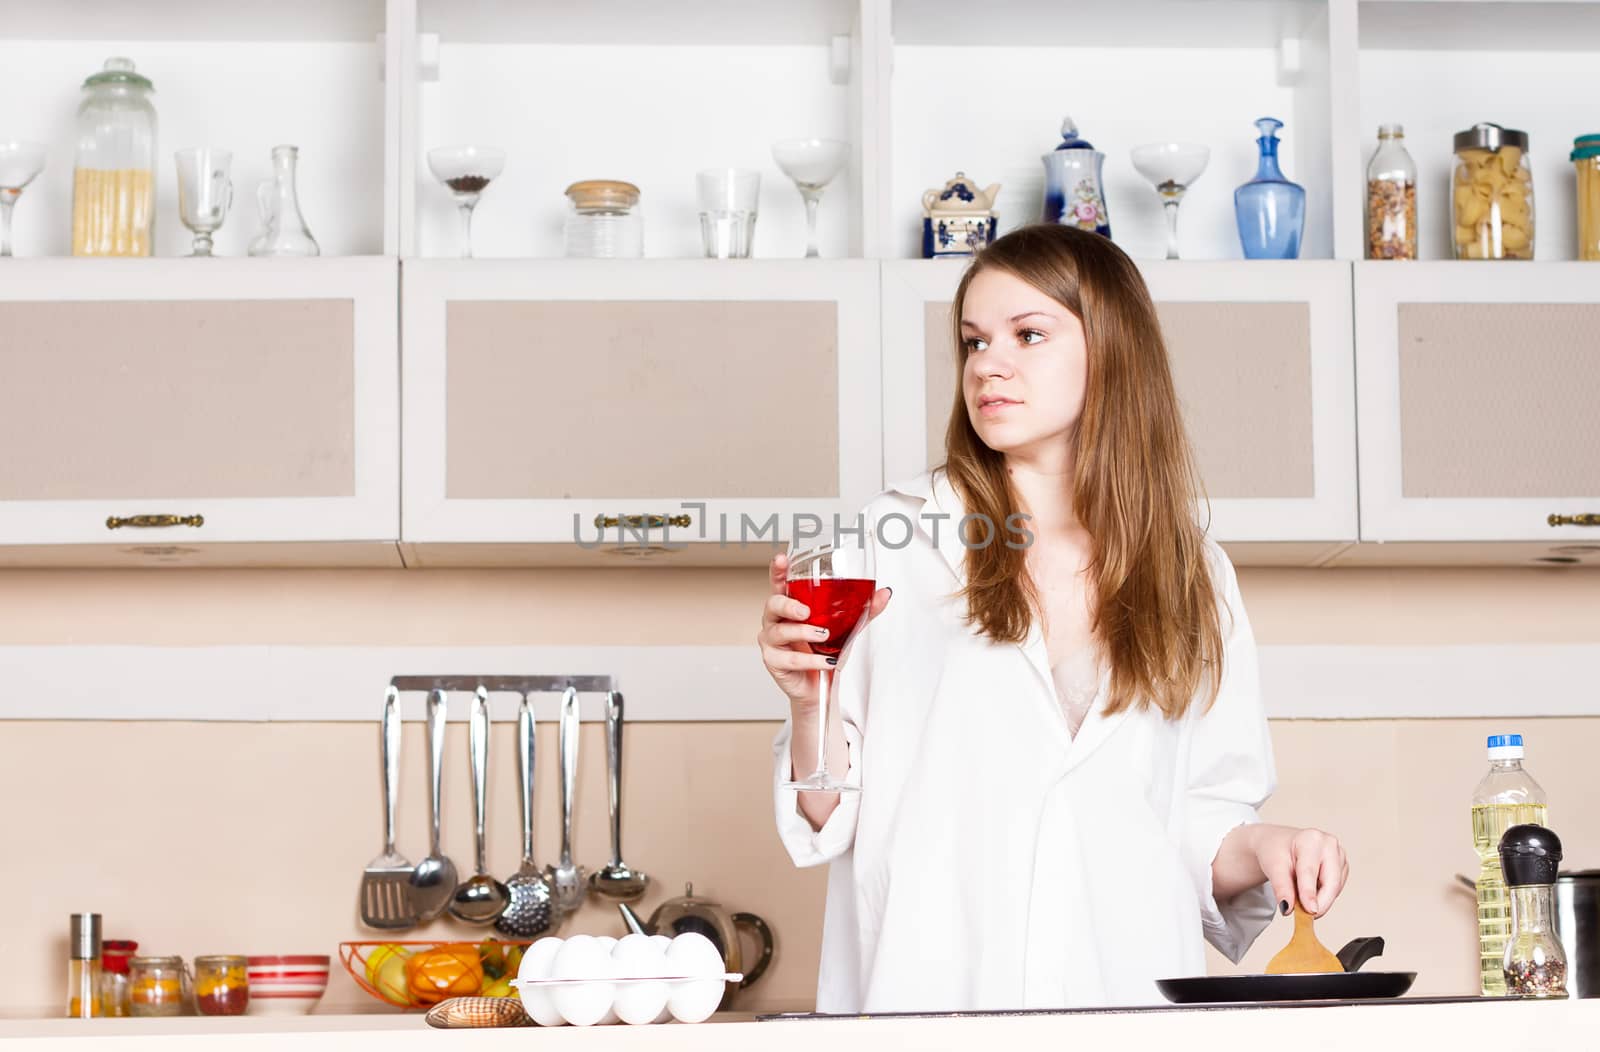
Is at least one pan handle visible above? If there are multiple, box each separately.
[1456,873,1478,893]
[1335,936,1385,973]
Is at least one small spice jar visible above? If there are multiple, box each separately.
[193,955,250,1016]
[98,940,139,1018]
[1499,823,1568,998]
[1452,122,1533,260]
[1365,123,1416,259]
[129,955,186,1017]
[1571,134,1600,261]
[563,180,643,258]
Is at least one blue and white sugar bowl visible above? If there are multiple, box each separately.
[921,171,1000,258]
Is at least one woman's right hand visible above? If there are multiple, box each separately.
[757,552,891,708]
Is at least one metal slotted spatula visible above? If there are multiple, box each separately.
[360,686,418,929]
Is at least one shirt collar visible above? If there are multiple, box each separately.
[886,468,968,583]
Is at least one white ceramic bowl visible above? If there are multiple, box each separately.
[245,955,329,1016]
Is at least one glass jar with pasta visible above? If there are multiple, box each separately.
[72,57,158,257]
[1452,122,1532,260]
[1572,134,1600,261]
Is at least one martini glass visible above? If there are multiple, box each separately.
[780,527,875,794]
[1130,142,1210,260]
[772,138,848,258]
[0,141,47,258]
[427,145,507,258]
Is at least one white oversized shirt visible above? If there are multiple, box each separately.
[772,468,1277,1013]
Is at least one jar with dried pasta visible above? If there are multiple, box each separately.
[1572,134,1600,261]
[1452,122,1532,260]
[72,58,158,257]
[1366,123,1416,259]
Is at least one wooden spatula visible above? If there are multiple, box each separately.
[1265,905,1343,974]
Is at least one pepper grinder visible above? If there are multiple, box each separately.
[1498,823,1567,997]
[67,912,102,1018]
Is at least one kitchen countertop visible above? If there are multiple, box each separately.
[1,1000,1595,1049]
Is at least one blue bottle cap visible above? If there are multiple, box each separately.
[1487,734,1523,749]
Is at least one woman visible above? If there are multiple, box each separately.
[758,225,1348,1013]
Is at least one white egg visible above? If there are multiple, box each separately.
[665,933,727,1023]
[515,937,566,1027]
[551,937,617,1027]
[610,933,671,1025]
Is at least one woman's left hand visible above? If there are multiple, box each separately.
[1251,825,1349,918]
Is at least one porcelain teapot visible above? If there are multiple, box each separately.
[618,884,773,1001]
[921,171,1001,258]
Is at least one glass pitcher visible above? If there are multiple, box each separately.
[248,144,319,256]
[72,57,157,256]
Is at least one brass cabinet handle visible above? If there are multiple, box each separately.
[1548,514,1600,528]
[106,514,205,530]
[592,513,692,530]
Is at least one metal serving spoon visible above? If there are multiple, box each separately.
[448,686,510,925]
[543,686,587,919]
[494,693,555,938]
[590,690,649,900]
[409,689,459,921]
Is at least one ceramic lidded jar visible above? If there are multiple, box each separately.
[921,171,1000,258]
[1041,117,1110,237]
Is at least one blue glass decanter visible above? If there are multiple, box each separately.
[1234,117,1305,259]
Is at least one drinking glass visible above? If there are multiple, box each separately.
[1130,142,1209,260]
[771,138,848,258]
[697,167,760,258]
[427,145,507,258]
[174,147,232,257]
[781,526,876,794]
[0,141,47,258]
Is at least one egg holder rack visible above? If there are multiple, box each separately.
[509,971,745,1027]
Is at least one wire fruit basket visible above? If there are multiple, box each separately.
[339,940,531,1010]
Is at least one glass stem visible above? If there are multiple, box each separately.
[1163,198,1182,260]
[803,192,821,259]
[0,196,15,258]
[459,201,476,260]
[193,232,213,257]
[813,666,831,779]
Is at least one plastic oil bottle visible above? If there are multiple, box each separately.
[1472,734,1547,995]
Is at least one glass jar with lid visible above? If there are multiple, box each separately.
[1452,122,1533,260]
[1365,123,1416,259]
[1572,134,1600,261]
[564,180,642,258]
[193,955,249,1016]
[129,955,187,1017]
[72,57,158,257]
[98,940,139,1018]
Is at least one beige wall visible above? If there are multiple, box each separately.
[2,565,1599,1017]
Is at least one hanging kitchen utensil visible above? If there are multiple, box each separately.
[495,693,555,938]
[359,686,418,929]
[591,690,649,901]
[1265,905,1343,974]
[448,686,510,925]
[1157,936,1414,1003]
[543,686,586,918]
[409,689,458,922]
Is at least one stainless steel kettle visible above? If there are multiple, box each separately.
[618,883,774,1004]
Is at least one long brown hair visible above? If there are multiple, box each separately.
[944,224,1223,720]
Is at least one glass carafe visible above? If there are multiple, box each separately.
[1234,117,1305,259]
[72,57,157,256]
[249,144,319,256]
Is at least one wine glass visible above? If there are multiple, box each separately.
[427,145,507,258]
[772,138,848,259]
[174,147,233,257]
[0,141,47,258]
[780,526,876,794]
[1130,142,1210,260]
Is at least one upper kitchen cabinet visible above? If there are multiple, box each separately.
[0,0,396,259]
[882,0,1339,261]
[0,258,402,566]
[883,259,1358,566]
[1346,261,1600,564]
[399,259,883,565]
[399,0,866,260]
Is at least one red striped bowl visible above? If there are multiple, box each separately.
[245,955,330,1016]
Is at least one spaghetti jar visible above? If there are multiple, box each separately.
[72,57,157,256]
[1572,134,1600,261]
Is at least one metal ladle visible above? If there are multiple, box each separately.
[590,690,649,900]
[494,693,555,938]
[543,686,587,919]
[409,689,459,921]
[448,685,510,925]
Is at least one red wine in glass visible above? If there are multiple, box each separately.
[782,532,875,794]
[786,577,875,658]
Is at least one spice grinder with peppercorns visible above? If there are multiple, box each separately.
[1499,823,1568,997]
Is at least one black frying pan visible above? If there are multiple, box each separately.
[1157,937,1417,1004]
